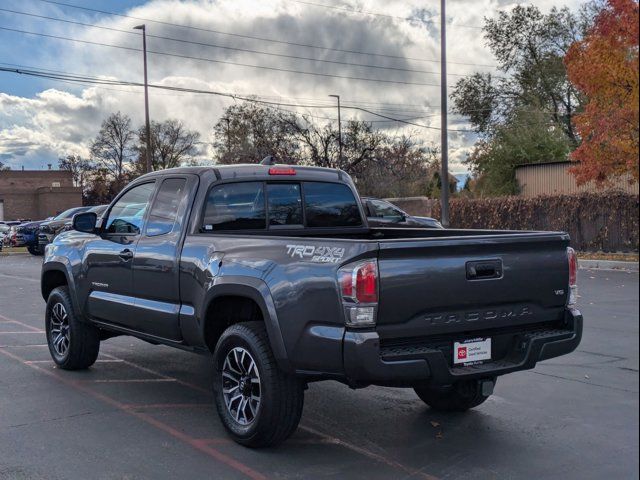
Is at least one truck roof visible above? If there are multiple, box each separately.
[136,164,347,183]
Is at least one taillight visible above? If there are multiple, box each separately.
[338,260,378,327]
[567,247,578,306]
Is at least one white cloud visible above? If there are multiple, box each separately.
[0,0,587,172]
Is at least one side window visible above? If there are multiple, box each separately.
[303,182,363,228]
[146,178,188,237]
[203,182,265,231]
[370,200,404,220]
[105,182,155,235]
[267,183,302,227]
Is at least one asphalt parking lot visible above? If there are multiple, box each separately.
[0,254,638,480]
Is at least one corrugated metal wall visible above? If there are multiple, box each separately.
[515,162,639,197]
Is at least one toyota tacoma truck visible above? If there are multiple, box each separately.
[41,164,582,447]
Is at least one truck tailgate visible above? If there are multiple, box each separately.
[376,232,571,339]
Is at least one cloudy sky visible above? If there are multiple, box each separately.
[0,0,585,172]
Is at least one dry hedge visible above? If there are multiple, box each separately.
[431,191,639,252]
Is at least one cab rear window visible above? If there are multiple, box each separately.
[202,181,362,231]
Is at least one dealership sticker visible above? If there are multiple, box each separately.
[453,337,491,365]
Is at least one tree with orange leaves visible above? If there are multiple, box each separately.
[565,0,639,185]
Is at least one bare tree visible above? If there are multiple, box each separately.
[137,119,201,171]
[212,102,437,197]
[58,154,93,192]
[284,116,385,174]
[83,167,121,206]
[350,135,437,198]
[90,112,135,188]
[212,103,299,164]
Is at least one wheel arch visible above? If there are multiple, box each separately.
[41,263,70,300]
[41,261,83,317]
[202,279,291,372]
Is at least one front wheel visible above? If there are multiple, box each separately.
[414,379,494,412]
[27,245,43,256]
[45,286,100,370]
[213,322,304,448]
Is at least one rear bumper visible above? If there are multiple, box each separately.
[343,308,583,387]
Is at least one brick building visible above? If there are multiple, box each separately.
[0,170,82,221]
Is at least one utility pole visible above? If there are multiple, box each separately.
[329,94,342,163]
[439,0,450,227]
[134,24,152,173]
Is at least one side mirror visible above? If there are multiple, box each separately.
[72,212,97,233]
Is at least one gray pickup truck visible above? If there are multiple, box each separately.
[41,164,582,447]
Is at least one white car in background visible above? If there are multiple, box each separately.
[0,224,11,250]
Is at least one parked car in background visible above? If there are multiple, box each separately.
[7,225,26,247]
[362,197,443,228]
[38,207,91,249]
[0,224,10,251]
[56,205,109,238]
[17,218,54,256]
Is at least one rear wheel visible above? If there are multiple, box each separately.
[414,379,494,412]
[213,322,304,448]
[45,286,100,370]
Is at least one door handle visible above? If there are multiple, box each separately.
[118,249,134,261]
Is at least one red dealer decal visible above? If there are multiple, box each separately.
[457,347,467,360]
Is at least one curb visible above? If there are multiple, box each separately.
[579,259,639,272]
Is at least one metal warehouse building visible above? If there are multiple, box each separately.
[515,161,639,197]
[0,170,82,221]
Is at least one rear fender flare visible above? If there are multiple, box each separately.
[202,276,291,372]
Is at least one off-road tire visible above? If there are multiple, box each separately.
[213,321,304,448]
[414,380,493,412]
[45,286,100,370]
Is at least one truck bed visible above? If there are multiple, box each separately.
[295,227,571,339]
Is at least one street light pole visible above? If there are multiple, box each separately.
[439,0,450,227]
[329,94,342,163]
[134,24,152,173]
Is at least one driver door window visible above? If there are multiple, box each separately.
[105,183,155,237]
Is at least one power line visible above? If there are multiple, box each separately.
[0,25,453,87]
[29,0,497,68]
[0,65,476,131]
[288,0,431,22]
[0,65,436,125]
[287,0,483,29]
[2,61,549,118]
[0,61,557,120]
[0,60,444,112]
[0,7,491,78]
[0,58,431,108]
[233,92,442,110]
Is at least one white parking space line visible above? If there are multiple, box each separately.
[0,315,43,332]
[0,272,40,283]
[82,378,178,384]
[0,330,45,334]
[24,359,124,364]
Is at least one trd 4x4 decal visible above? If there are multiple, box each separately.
[285,244,345,264]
